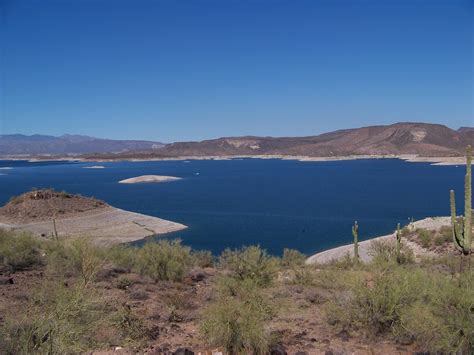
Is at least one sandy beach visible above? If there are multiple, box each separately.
[306,216,451,264]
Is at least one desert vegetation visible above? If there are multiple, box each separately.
[0,228,472,354]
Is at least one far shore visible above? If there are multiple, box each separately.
[306,216,451,264]
[0,154,467,166]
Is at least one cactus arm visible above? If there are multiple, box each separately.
[451,190,464,252]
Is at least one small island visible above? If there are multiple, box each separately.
[118,175,182,184]
[83,165,105,169]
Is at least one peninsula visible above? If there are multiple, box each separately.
[0,189,186,245]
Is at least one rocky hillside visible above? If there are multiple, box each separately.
[0,189,107,222]
[3,123,473,158]
[83,122,474,160]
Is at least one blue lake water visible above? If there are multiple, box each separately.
[0,158,466,256]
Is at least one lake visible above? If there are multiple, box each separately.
[0,158,465,256]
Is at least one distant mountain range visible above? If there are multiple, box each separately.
[0,134,164,155]
[83,122,474,159]
[1,123,473,158]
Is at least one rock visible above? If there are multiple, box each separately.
[187,268,207,282]
[304,289,328,304]
[0,277,14,285]
[173,348,194,355]
[147,325,160,340]
[295,352,308,355]
[269,344,287,355]
[336,329,350,342]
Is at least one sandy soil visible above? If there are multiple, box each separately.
[0,207,187,245]
[0,265,418,354]
[119,175,182,184]
[306,217,451,264]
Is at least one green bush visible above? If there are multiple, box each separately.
[326,252,358,270]
[0,230,43,271]
[281,248,306,269]
[200,277,275,354]
[395,271,474,353]
[191,250,214,268]
[368,239,414,266]
[113,304,149,345]
[434,226,452,246]
[219,246,279,286]
[106,245,137,271]
[0,281,112,354]
[417,228,432,248]
[136,239,191,282]
[45,239,103,285]
[326,266,474,353]
[115,276,133,290]
[400,226,412,237]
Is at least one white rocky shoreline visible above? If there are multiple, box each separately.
[0,206,187,246]
[306,216,452,264]
[0,154,466,166]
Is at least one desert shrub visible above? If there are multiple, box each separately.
[281,248,306,269]
[200,277,275,354]
[0,230,43,271]
[394,271,474,353]
[292,265,315,286]
[45,239,103,285]
[114,304,149,345]
[219,245,279,286]
[115,276,133,290]
[368,239,414,266]
[434,226,452,246]
[135,239,191,282]
[326,268,421,334]
[191,249,214,268]
[400,226,412,237]
[106,245,137,271]
[417,228,432,248]
[326,252,358,270]
[0,281,111,354]
[326,266,474,353]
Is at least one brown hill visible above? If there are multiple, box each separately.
[84,122,474,159]
[0,189,107,223]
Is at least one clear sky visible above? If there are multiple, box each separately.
[1,0,472,142]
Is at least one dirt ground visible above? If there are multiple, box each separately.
[0,263,420,355]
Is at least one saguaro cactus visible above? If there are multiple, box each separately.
[450,145,472,259]
[352,221,359,262]
[395,223,401,264]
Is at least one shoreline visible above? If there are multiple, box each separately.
[0,206,187,246]
[306,216,451,264]
[0,154,466,166]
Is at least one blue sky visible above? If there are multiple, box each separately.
[1,0,472,142]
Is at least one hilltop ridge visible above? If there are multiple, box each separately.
[84,122,474,160]
[2,122,473,159]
